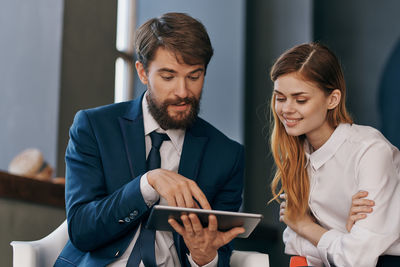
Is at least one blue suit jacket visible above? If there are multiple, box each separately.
[54,95,244,267]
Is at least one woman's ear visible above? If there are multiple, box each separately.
[135,61,148,84]
[328,89,341,110]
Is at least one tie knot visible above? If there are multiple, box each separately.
[149,131,170,149]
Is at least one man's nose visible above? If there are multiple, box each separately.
[174,78,189,98]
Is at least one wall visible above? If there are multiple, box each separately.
[244,0,312,265]
[0,2,64,262]
[134,0,246,143]
[56,0,118,176]
[0,0,63,172]
[314,0,400,128]
[244,0,313,230]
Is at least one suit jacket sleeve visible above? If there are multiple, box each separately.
[65,110,149,251]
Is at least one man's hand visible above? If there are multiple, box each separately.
[168,213,245,266]
[147,169,211,209]
[346,190,374,232]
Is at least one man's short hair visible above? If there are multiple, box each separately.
[134,12,214,72]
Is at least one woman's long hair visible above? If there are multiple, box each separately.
[269,43,353,220]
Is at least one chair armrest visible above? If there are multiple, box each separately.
[10,241,37,267]
[10,220,69,267]
[230,250,270,267]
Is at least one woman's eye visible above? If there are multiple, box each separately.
[296,99,307,104]
[275,97,285,102]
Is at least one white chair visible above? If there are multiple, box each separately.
[231,250,270,267]
[11,220,269,267]
[10,220,68,267]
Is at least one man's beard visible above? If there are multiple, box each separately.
[146,90,201,130]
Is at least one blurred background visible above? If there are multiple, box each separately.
[1,0,400,266]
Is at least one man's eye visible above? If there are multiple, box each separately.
[188,75,200,81]
[161,76,173,81]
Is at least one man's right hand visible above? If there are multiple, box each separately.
[147,169,211,209]
[169,213,244,266]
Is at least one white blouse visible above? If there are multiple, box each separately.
[283,123,400,267]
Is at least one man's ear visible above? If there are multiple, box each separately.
[135,61,148,84]
[328,89,341,110]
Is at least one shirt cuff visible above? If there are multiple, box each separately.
[317,229,342,267]
[283,227,320,258]
[187,253,218,267]
[140,172,160,207]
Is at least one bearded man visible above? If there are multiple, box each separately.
[55,12,245,267]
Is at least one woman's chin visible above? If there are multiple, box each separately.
[284,127,304,137]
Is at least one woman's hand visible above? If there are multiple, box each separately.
[279,193,327,246]
[346,190,374,232]
[279,194,315,234]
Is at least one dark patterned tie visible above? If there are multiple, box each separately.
[127,131,170,267]
[146,132,170,171]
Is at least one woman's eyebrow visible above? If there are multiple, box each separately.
[274,89,308,96]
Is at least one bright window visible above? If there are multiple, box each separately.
[114,0,136,103]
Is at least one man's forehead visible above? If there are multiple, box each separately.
[150,47,205,71]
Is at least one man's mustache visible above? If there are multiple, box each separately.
[163,97,196,106]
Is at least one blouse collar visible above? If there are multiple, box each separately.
[305,123,350,170]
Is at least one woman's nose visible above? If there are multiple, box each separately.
[282,100,295,113]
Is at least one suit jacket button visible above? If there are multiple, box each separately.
[124,217,131,223]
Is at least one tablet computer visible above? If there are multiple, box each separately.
[145,205,263,238]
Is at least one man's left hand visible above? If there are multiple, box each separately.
[168,213,245,266]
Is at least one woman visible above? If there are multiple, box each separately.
[269,42,400,266]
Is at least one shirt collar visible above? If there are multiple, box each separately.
[307,123,350,170]
[142,91,186,154]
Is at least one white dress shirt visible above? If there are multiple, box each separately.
[283,123,400,267]
[109,92,218,267]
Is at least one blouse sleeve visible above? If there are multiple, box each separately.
[317,141,400,267]
[283,227,324,267]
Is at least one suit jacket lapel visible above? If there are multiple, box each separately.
[118,96,147,178]
[178,125,208,183]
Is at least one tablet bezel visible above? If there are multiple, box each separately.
[145,205,263,238]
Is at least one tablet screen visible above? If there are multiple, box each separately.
[145,205,263,238]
